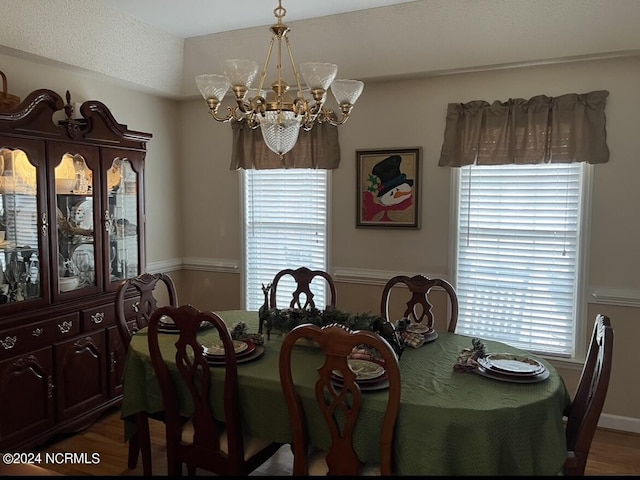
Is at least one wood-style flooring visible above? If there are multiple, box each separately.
[27,406,640,476]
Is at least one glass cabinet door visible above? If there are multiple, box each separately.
[106,157,140,285]
[0,147,41,304]
[54,150,99,295]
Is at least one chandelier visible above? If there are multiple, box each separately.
[195,0,364,158]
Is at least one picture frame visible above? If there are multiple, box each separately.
[356,147,421,228]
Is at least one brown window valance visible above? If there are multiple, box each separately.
[230,120,341,170]
[438,90,609,167]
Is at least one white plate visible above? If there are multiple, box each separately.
[480,353,545,374]
[423,330,438,344]
[72,199,93,230]
[475,365,550,383]
[406,323,430,334]
[71,243,95,287]
[205,340,249,356]
[71,243,95,272]
[157,320,211,334]
[333,359,385,381]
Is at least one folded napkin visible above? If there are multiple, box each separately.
[453,338,486,372]
[350,346,383,363]
[394,317,429,348]
[400,330,426,348]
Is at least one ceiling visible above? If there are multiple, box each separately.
[101,0,419,38]
[3,0,640,99]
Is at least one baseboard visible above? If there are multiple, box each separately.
[599,413,640,434]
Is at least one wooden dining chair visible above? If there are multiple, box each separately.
[279,323,401,475]
[563,313,614,476]
[114,272,178,475]
[380,274,459,332]
[147,305,283,476]
[269,267,337,310]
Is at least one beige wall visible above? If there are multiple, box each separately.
[3,50,638,432]
[179,55,640,432]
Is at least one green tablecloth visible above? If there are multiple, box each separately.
[121,310,571,475]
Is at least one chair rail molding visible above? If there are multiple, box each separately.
[147,258,183,274]
[181,257,239,273]
[589,287,640,307]
[332,268,451,286]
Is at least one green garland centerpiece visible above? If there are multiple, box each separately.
[256,282,404,355]
[259,306,405,356]
[260,307,385,336]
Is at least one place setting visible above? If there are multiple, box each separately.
[157,315,212,334]
[330,358,389,391]
[453,337,549,383]
[395,318,438,348]
[202,337,265,366]
[475,353,549,383]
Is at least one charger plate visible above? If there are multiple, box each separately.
[475,365,550,383]
[330,371,390,391]
[203,340,257,359]
[157,318,212,334]
[206,345,264,366]
[332,359,384,381]
[204,339,249,356]
[478,353,546,375]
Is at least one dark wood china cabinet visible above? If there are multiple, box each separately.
[0,89,150,450]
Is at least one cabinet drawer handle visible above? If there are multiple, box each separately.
[110,352,116,373]
[0,336,17,350]
[32,328,44,337]
[41,212,48,237]
[57,321,73,334]
[47,375,54,398]
[91,312,105,324]
[131,301,140,313]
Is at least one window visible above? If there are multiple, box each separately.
[454,163,588,357]
[243,169,329,310]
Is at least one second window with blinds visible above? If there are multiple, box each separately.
[243,169,329,311]
[454,163,590,358]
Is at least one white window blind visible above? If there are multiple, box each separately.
[455,163,584,357]
[244,169,328,311]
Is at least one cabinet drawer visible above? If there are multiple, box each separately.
[81,304,117,332]
[0,314,80,360]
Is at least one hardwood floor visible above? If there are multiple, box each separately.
[29,406,640,476]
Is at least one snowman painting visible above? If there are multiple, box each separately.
[362,154,415,223]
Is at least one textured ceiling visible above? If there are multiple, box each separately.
[101,0,419,38]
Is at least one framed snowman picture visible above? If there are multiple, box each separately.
[356,147,421,228]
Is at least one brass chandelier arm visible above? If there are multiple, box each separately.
[205,102,252,124]
[318,105,354,127]
[205,99,233,123]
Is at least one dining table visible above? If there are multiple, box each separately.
[120,309,572,476]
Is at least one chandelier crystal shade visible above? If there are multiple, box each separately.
[195,0,364,158]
